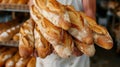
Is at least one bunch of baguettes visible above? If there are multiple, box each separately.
[0,0,29,5]
[0,47,36,67]
[19,0,113,59]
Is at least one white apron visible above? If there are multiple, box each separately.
[36,0,90,67]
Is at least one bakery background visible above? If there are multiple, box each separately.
[0,0,119,67]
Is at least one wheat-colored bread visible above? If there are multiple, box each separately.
[34,25,52,58]
[15,57,31,67]
[0,25,20,42]
[0,48,17,67]
[26,57,36,67]
[30,6,74,58]
[5,52,21,67]
[19,19,35,58]
[33,0,71,30]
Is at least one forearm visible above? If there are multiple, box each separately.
[82,0,96,19]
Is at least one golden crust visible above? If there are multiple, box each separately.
[15,57,31,67]
[27,57,36,67]
[5,52,20,67]
[34,25,52,58]
[33,0,71,30]
[0,48,17,67]
[74,39,95,57]
[94,32,113,50]
[19,19,35,58]
[66,5,93,45]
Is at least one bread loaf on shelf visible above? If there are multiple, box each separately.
[0,48,17,67]
[27,57,36,67]
[0,25,20,42]
[19,19,35,58]
[34,25,53,58]
[5,52,21,67]
[13,33,20,41]
[0,19,20,34]
[15,57,31,67]
[30,6,74,58]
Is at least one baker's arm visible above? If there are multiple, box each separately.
[82,0,96,19]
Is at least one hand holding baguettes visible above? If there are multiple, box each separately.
[27,0,113,58]
[30,6,74,58]
[19,19,35,58]
[5,52,21,67]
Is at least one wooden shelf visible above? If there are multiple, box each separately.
[0,4,29,12]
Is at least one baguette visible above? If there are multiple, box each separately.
[0,25,20,42]
[0,19,20,34]
[30,6,74,58]
[5,52,21,67]
[27,57,36,67]
[15,57,31,67]
[19,19,35,58]
[74,39,95,56]
[33,0,71,30]
[0,48,17,67]
[80,12,107,35]
[66,6,93,45]
[94,32,113,50]
[34,25,52,58]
